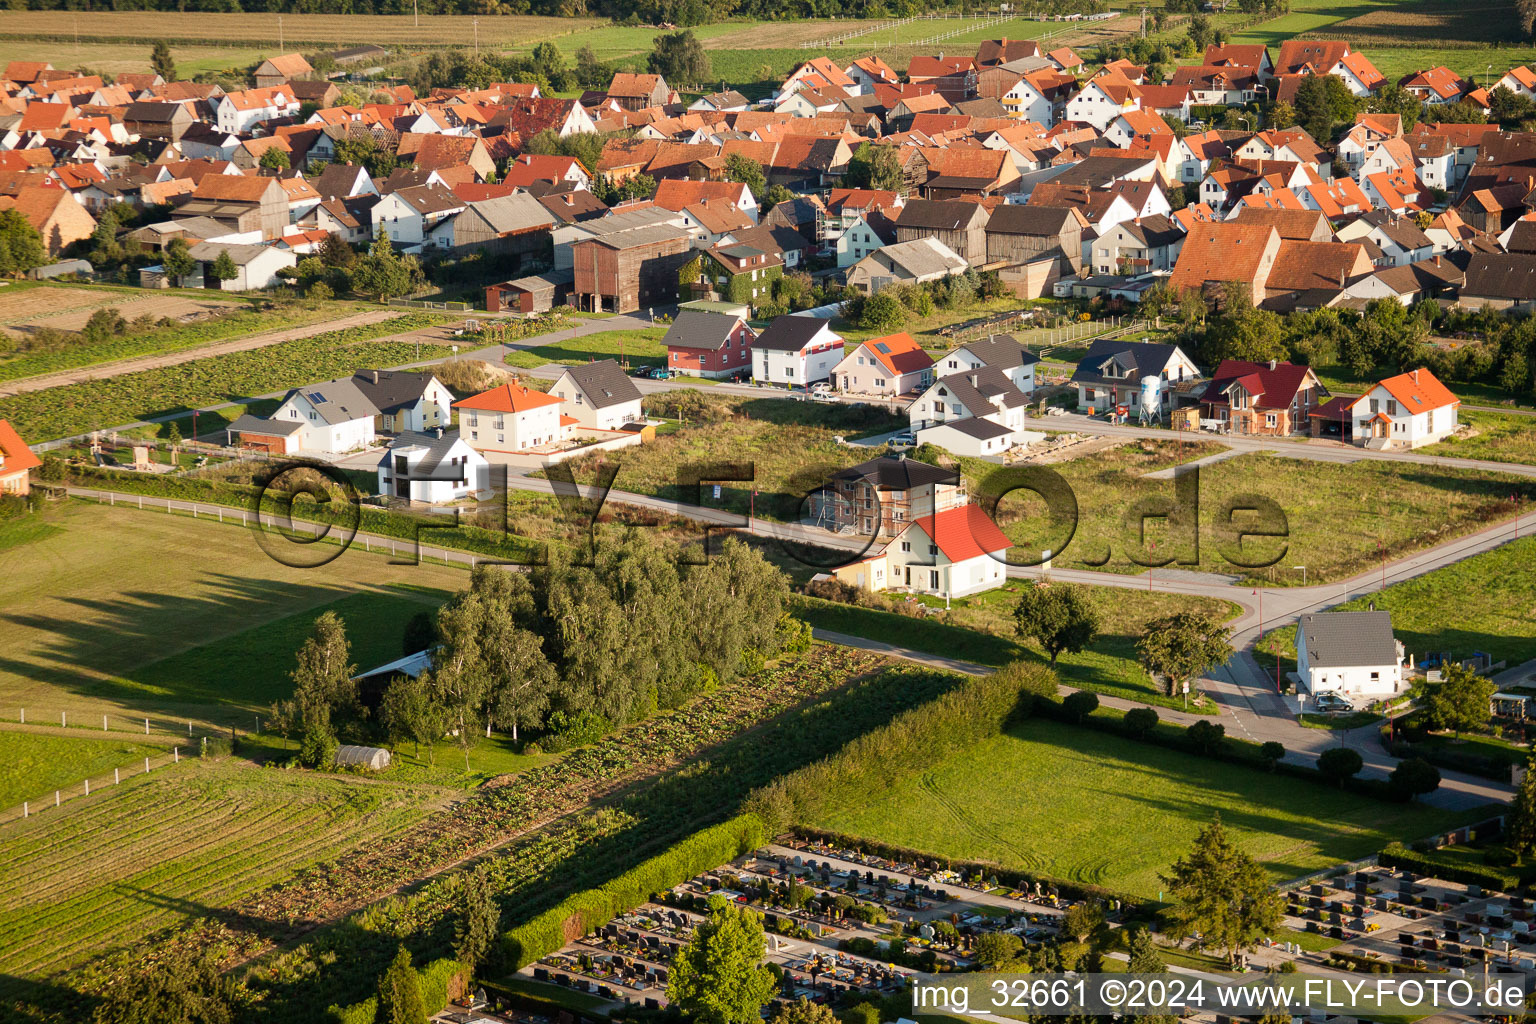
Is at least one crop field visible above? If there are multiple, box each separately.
[1257,534,1536,668]
[810,717,1481,897]
[0,503,463,729]
[0,11,596,50]
[0,759,453,980]
[795,583,1242,712]
[503,328,668,370]
[0,730,166,811]
[0,311,451,441]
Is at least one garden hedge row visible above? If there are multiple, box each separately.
[327,957,464,1024]
[1378,843,1522,893]
[501,814,770,969]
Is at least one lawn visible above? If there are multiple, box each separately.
[1256,535,1536,668]
[0,502,466,730]
[808,717,1484,897]
[1423,408,1536,466]
[794,582,1241,712]
[0,758,453,980]
[982,446,1535,584]
[502,328,668,370]
[0,731,165,812]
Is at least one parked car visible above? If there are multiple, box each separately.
[645,367,673,380]
[809,382,834,395]
[1313,692,1353,712]
[889,430,917,448]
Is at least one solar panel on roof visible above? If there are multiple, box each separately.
[875,342,890,353]
[308,393,328,404]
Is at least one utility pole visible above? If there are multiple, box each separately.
[278,14,284,51]
[474,17,479,59]
[413,0,419,28]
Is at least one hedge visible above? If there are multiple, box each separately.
[1382,733,1520,782]
[328,958,464,1024]
[1378,843,1522,893]
[501,814,770,969]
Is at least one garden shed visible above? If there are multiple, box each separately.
[334,745,392,770]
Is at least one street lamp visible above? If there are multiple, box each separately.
[1293,564,1306,586]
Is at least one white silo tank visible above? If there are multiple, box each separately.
[1139,374,1162,422]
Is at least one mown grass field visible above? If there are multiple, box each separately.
[809,717,1481,897]
[795,582,1241,712]
[0,731,166,811]
[0,504,463,729]
[1257,534,1536,668]
[0,757,453,980]
[503,328,668,370]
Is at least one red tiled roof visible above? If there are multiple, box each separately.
[1199,359,1315,410]
[860,332,933,376]
[0,418,40,478]
[1376,367,1458,413]
[453,382,562,413]
[906,503,1011,562]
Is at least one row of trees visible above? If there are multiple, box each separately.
[274,536,802,768]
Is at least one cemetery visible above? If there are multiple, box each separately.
[508,839,1124,1013]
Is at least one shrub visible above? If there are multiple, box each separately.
[1124,707,1159,738]
[1378,842,1518,892]
[1062,690,1099,722]
[1186,719,1225,754]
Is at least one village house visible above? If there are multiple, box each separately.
[908,365,1032,454]
[253,53,313,89]
[831,331,934,397]
[454,381,569,454]
[1070,339,1200,416]
[1349,367,1460,449]
[372,183,465,250]
[550,359,645,431]
[932,334,1039,395]
[376,430,489,504]
[820,451,963,539]
[1198,358,1327,436]
[662,308,756,379]
[883,503,1011,599]
[751,315,844,387]
[1295,611,1406,700]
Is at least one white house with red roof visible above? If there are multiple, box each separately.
[831,331,935,397]
[0,419,41,496]
[1348,367,1459,448]
[454,381,572,454]
[882,503,1011,598]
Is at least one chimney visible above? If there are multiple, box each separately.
[434,426,443,439]
[1368,599,1375,612]
[1268,359,1277,370]
[1412,368,1420,383]
[372,370,379,384]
